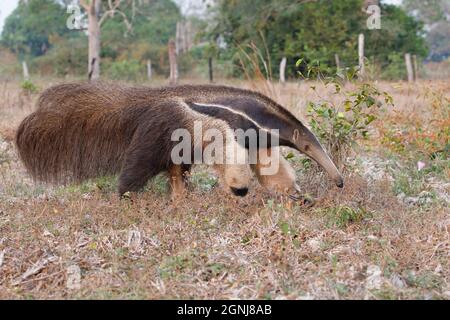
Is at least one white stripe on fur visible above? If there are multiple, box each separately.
[191,102,274,134]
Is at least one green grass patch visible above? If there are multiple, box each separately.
[147,174,169,195]
[190,171,218,192]
[371,287,399,300]
[318,205,371,228]
[158,250,202,280]
[404,271,443,290]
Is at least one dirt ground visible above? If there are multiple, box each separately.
[0,79,448,299]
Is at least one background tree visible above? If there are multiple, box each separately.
[79,0,133,80]
[206,0,428,79]
[0,0,435,80]
[1,0,69,57]
[364,3,428,79]
[100,0,181,76]
[403,0,450,61]
[78,0,181,79]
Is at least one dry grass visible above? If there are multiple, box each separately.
[0,79,448,300]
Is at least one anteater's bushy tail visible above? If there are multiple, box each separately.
[15,82,143,184]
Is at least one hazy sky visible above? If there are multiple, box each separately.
[0,0,403,33]
[0,0,19,33]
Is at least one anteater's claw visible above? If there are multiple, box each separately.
[120,191,132,200]
[289,193,301,201]
[289,193,315,207]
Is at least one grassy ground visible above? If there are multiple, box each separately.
[0,78,448,300]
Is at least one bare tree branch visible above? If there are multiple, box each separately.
[99,9,132,32]
[79,0,90,11]
[99,0,133,34]
[107,0,122,14]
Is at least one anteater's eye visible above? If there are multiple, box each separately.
[304,144,310,152]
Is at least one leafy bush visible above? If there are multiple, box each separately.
[106,60,143,81]
[34,35,87,76]
[208,1,427,80]
[20,80,39,95]
[300,62,394,167]
[381,53,407,81]
[190,171,218,192]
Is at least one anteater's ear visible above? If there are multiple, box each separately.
[292,129,300,143]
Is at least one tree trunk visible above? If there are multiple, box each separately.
[185,20,192,51]
[87,0,101,81]
[363,0,380,7]
[176,22,182,55]
[168,39,178,85]
[175,21,193,55]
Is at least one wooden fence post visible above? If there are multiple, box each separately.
[147,59,152,81]
[208,57,214,83]
[22,61,30,80]
[279,57,287,84]
[335,54,341,71]
[405,53,414,83]
[358,33,365,80]
[168,39,178,85]
[412,54,418,82]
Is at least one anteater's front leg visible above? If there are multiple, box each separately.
[251,148,299,194]
[168,164,191,200]
[252,148,298,193]
[252,148,313,205]
[118,150,161,197]
[118,126,168,197]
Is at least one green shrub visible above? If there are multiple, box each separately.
[148,174,169,195]
[381,53,407,81]
[20,80,39,95]
[300,61,394,167]
[33,36,88,76]
[106,59,143,81]
[190,171,218,192]
[320,205,371,228]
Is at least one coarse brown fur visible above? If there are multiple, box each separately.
[15,82,266,195]
[15,81,342,196]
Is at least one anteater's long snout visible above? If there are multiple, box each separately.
[309,146,344,188]
[296,128,344,188]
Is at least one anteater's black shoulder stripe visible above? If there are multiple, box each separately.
[186,101,294,149]
[175,84,300,126]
